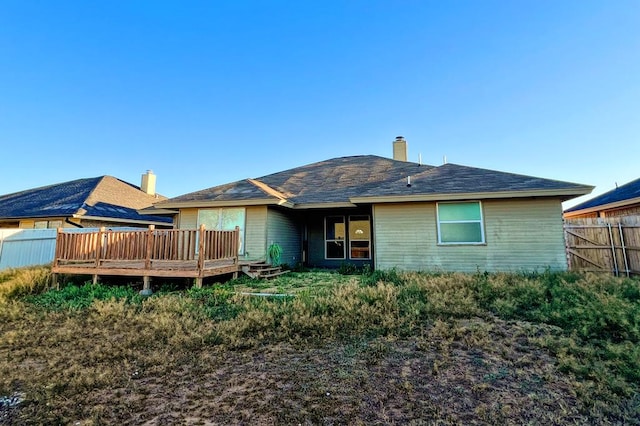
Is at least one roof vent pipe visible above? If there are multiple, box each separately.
[141,170,156,196]
[407,175,411,187]
[393,136,408,162]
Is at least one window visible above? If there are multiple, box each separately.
[33,220,63,229]
[437,202,485,244]
[325,216,346,259]
[197,208,246,254]
[349,215,371,259]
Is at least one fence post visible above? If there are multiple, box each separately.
[618,223,630,277]
[607,223,619,277]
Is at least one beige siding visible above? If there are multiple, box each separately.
[374,199,567,272]
[178,208,198,229]
[244,206,267,261]
[267,208,301,266]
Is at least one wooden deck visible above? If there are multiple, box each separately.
[52,225,241,288]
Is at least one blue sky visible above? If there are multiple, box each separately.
[1,1,638,208]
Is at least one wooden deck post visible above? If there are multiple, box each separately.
[95,227,105,266]
[195,224,206,288]
[53,227,62,270]
[92,227,105,285]
[51,227,63,290]
[145,225,155,271]
[232,226,240,278]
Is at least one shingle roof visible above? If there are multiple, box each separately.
[259,156,428,204]
[159,155,591,208]
[161,179,279,204]
[0,176,172,224]
[564,177,640,213]
[356,162,590,197]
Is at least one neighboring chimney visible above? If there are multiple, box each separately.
[393,136,408,161]
[141,170,156,196]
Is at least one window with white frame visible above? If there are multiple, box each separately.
[197,207,246,254]
[437,202,485,244]
[325,216,346,259]
[349,215,371,259]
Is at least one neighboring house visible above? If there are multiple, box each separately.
[563,178,640,219]
[153,137,592,272]
[0,171,173,229]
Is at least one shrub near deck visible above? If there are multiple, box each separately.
[0,268,638,424]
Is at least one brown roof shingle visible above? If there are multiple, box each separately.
[158,155,592,208]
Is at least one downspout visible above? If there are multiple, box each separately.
[65,218,84,228]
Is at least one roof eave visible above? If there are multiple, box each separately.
[563,195,640,217]
[350,188,594,204]
[155,198,294,209]
[77,215,173,226]
[291,202,358,209]
[0,214,74,220]
[137,207,180,216]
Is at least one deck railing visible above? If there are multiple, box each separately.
[54,225,239,266]
[52,225,240,287]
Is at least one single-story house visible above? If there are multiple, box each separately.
[563,177,640,219]
[152,137,592,272]
[0,171,173,229]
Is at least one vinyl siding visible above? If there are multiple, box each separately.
[266,208,301,266]
[244,206,267,261]
[374,199,567,272]
[178,209,198,229]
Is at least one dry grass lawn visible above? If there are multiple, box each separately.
[0,268,638,425]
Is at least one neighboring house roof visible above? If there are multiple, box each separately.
[0,176,173,225]
[157,155,592,209]
[564,177,640,216]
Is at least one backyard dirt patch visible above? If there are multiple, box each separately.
[7,318,589,425]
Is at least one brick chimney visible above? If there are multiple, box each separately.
[393,136,408,161]
[141,170,156,196]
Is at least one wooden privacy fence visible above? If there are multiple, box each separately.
[564,216,640,277]
[52,225,240,288]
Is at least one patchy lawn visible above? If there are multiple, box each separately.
[0,268,638,424]
[227,270,359,295]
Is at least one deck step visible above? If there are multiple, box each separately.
[259,270,290,279]
[247,262,274,269]
[241,262,289,279]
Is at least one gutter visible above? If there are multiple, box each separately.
[350,188,594,204]
[75,215,174,227]
[154,198,290,209]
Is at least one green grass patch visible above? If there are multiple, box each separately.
[25,282,144,311]
[471,270,640,405]
[227,270,357,294]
